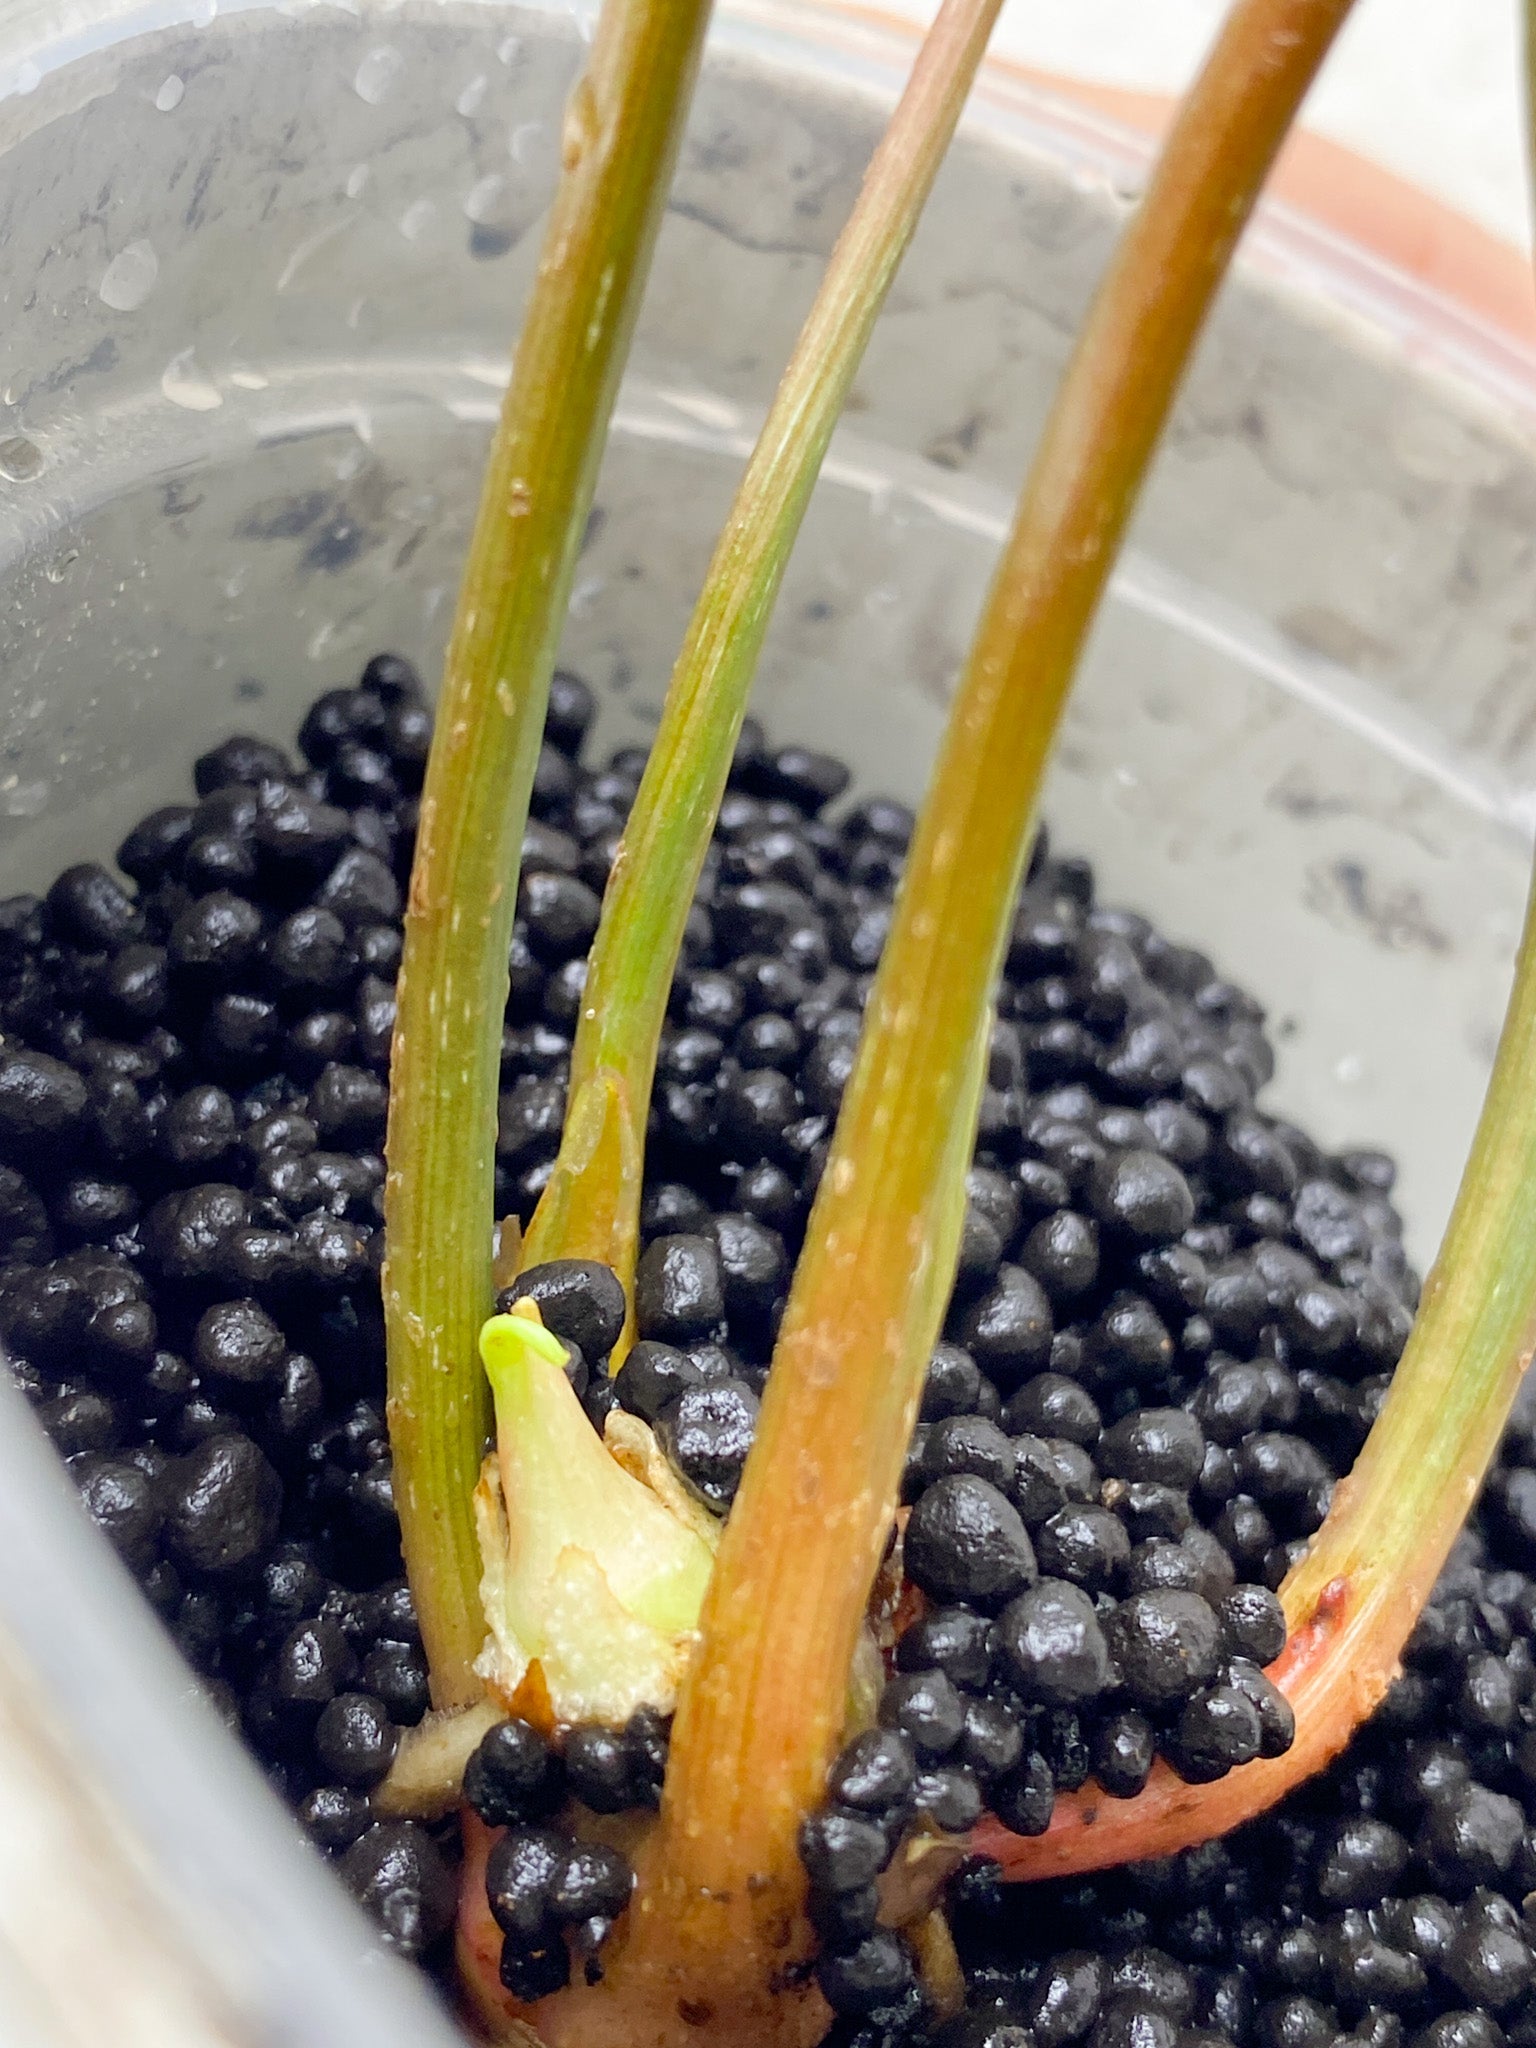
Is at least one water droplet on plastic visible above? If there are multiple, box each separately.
[399,198,437,243]
[508,478,531,516]
[456,72,487,116]
[2,780,49,818]
[509,120,542,164]
[276,218,347,294]
[99,240,159,311]
[14,58,41,93]
[463,173,508,225]
[353,43,402,104]
[495,34,521,64]
[154,73,184,110]
[229,365,268,391]
[345,162,369,199]
[0,436,43,481]
[44,549,78,584]
[160,348,222,411]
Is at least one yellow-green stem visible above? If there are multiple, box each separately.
[642,0,1355,1965]
[521,0,1005,1306]
[383,0,712,1708]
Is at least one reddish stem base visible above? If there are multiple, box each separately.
[456,1813,832,2048]
[974,1577,1355,1879]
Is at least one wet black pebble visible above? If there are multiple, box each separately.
[896,1605,995,1691]
[1098,1408,1205,1491]
[905,1476,1038,1608]
[1088,1151,1195,1245]
[828,1728,919,1814]
[1417,1784,1525,1892]
[339,1822,455,1958]
[275,1615,355,1706]
[879,1669,967,1759]
[72,1453,162,1570]
[464,1718,563,1828]
[1092,1709,1156,1798]
[799,1809,893,1892]
[958,1266,1054,1387]
[1219,1583,1287,1666]
[654,1377,759,1510]
[299,1784,373,1852]
[1005,1373,1101,1447]
[1023,1950,1105,2044]
[634,1234,725,1341]
[564,1725,641,1815]
[499,1258,628,1365]
[486,1825,565,1941]
[164,1434,280,1574]
[315,1691,398,1787]
[1103,1590,1223,1709]
[1035,1504,1130,1593]
[817,1928,915,2015]
[995,1580,1112,1706]
[193,1298,286,1387]
[549,1842,633,1925]
[613,1340,703,1424]
[0,1048,87,1152]
[1167,1683,1263,1782]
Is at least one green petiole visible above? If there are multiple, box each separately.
[383,0,714,1707]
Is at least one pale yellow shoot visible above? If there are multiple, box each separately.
[474,1309,716,1725]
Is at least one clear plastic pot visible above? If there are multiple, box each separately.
[0,0,1531,2036]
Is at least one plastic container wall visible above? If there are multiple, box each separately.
[0,0,1532,2033]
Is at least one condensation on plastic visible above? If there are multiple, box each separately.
[0,0,1532,2035]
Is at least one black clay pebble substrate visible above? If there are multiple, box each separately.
[4,657,1535,2045]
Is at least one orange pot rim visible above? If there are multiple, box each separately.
[746,0,1536,423]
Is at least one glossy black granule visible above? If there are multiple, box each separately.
[6,655,1524,2048]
